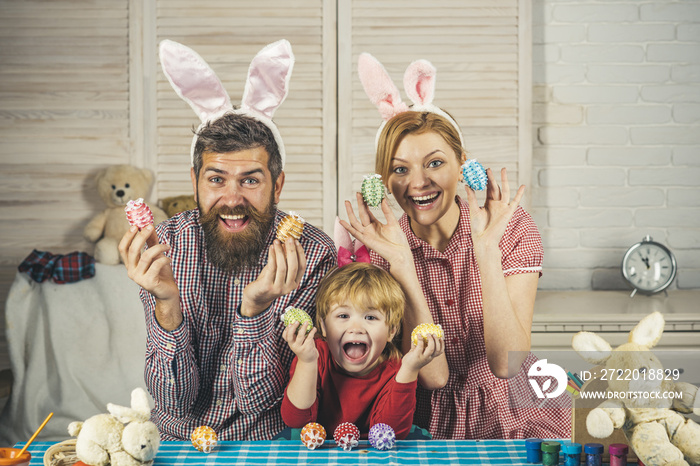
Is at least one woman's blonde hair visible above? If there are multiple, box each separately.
[315,262,405,361]
[376,111,464,184]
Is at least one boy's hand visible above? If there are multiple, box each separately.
[404,334,445,371]
[282,322,319,364]
[395,334,445,384]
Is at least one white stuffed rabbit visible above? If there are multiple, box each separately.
[572,312,700,466]
[68,388,160,466]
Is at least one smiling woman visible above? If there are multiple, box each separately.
[346,53,571,440]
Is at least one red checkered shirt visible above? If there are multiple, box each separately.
[372,197,571,439]
[140,209,336,441]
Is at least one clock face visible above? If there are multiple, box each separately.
[622,241,677,293]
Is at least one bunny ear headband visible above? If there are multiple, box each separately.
[334,217,370,267]
[358,52,464,150]
[159,39,294,167]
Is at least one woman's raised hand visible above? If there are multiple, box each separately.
[340,193,412,267]
[466,167,525,253]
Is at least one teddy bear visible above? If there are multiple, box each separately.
[68,387,160,466]
[572,311,700,466]
[84,165,167,265]
[159,194,197,218]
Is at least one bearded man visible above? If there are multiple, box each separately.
[118,113,336,440]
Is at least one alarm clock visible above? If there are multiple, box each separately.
[621,235,677,297]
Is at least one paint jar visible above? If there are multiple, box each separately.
[541,441,561,466]
[525,438,543,463]
[584,443,604,466]
[0,448,31,466]
[562,442,582,466]
[609,443,629,466]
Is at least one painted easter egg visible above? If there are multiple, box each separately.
[191,425,217,453]
[361,174,385,208]
[411,323,444,346]
[276,211,305,243]
[300,422,326,450]
[333,422,360,451]
[281,307,314,334]
[461,159,487,191]
[368,423,395,451]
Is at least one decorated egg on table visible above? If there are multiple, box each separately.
[361,174,385,208]
[300,422,326,450]
[461,159,487,191]
[333,422,360,451]
[281,307,314,334]
[411,323,444,346]
[368,423,396,451]
[276,211,305,243]
[191,425,218,453]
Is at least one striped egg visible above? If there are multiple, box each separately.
[276,211,305,243]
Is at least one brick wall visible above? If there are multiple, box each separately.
[532,0,700,290]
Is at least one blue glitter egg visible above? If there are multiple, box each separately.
[461,159,487,191]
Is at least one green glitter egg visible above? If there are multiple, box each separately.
[361,174,385,208]
[281,307,313,334]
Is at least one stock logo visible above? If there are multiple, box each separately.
[528,359,567,399]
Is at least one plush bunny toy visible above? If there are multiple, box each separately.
[68,387,160,466]
[572,312,700,466]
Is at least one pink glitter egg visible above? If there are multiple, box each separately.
[124,198,154,229]
[333,422,360,451]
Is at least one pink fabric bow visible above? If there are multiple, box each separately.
[338,244,371,267]
[334,217,371,267]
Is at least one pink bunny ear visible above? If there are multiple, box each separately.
[159,40,233,123]
[404,59,436,107]
[333,216,366,252]
[334,217,369,267]
[334,217,353,252]
[358,53,409,121]
[241,40,294,120]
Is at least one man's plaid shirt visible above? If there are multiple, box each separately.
[140,209,336,440]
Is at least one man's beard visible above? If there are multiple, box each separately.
[199,194,276,275]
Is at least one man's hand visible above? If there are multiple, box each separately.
[241,239,307,317]
[118,225,182,331]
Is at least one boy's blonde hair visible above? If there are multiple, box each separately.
[315,262,405,361]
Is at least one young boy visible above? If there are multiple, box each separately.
[280,262,444,439]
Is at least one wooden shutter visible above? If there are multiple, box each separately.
[0,0,131,364]
[338,0,532,217]
[154,0,336,230]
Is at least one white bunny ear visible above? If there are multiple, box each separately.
[404,59,436,107]
[130,387,152,417]
[358,53,409,121]
[159,39,233,123]
[241,39,294,120]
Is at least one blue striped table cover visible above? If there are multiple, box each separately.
[19,439,636,465]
